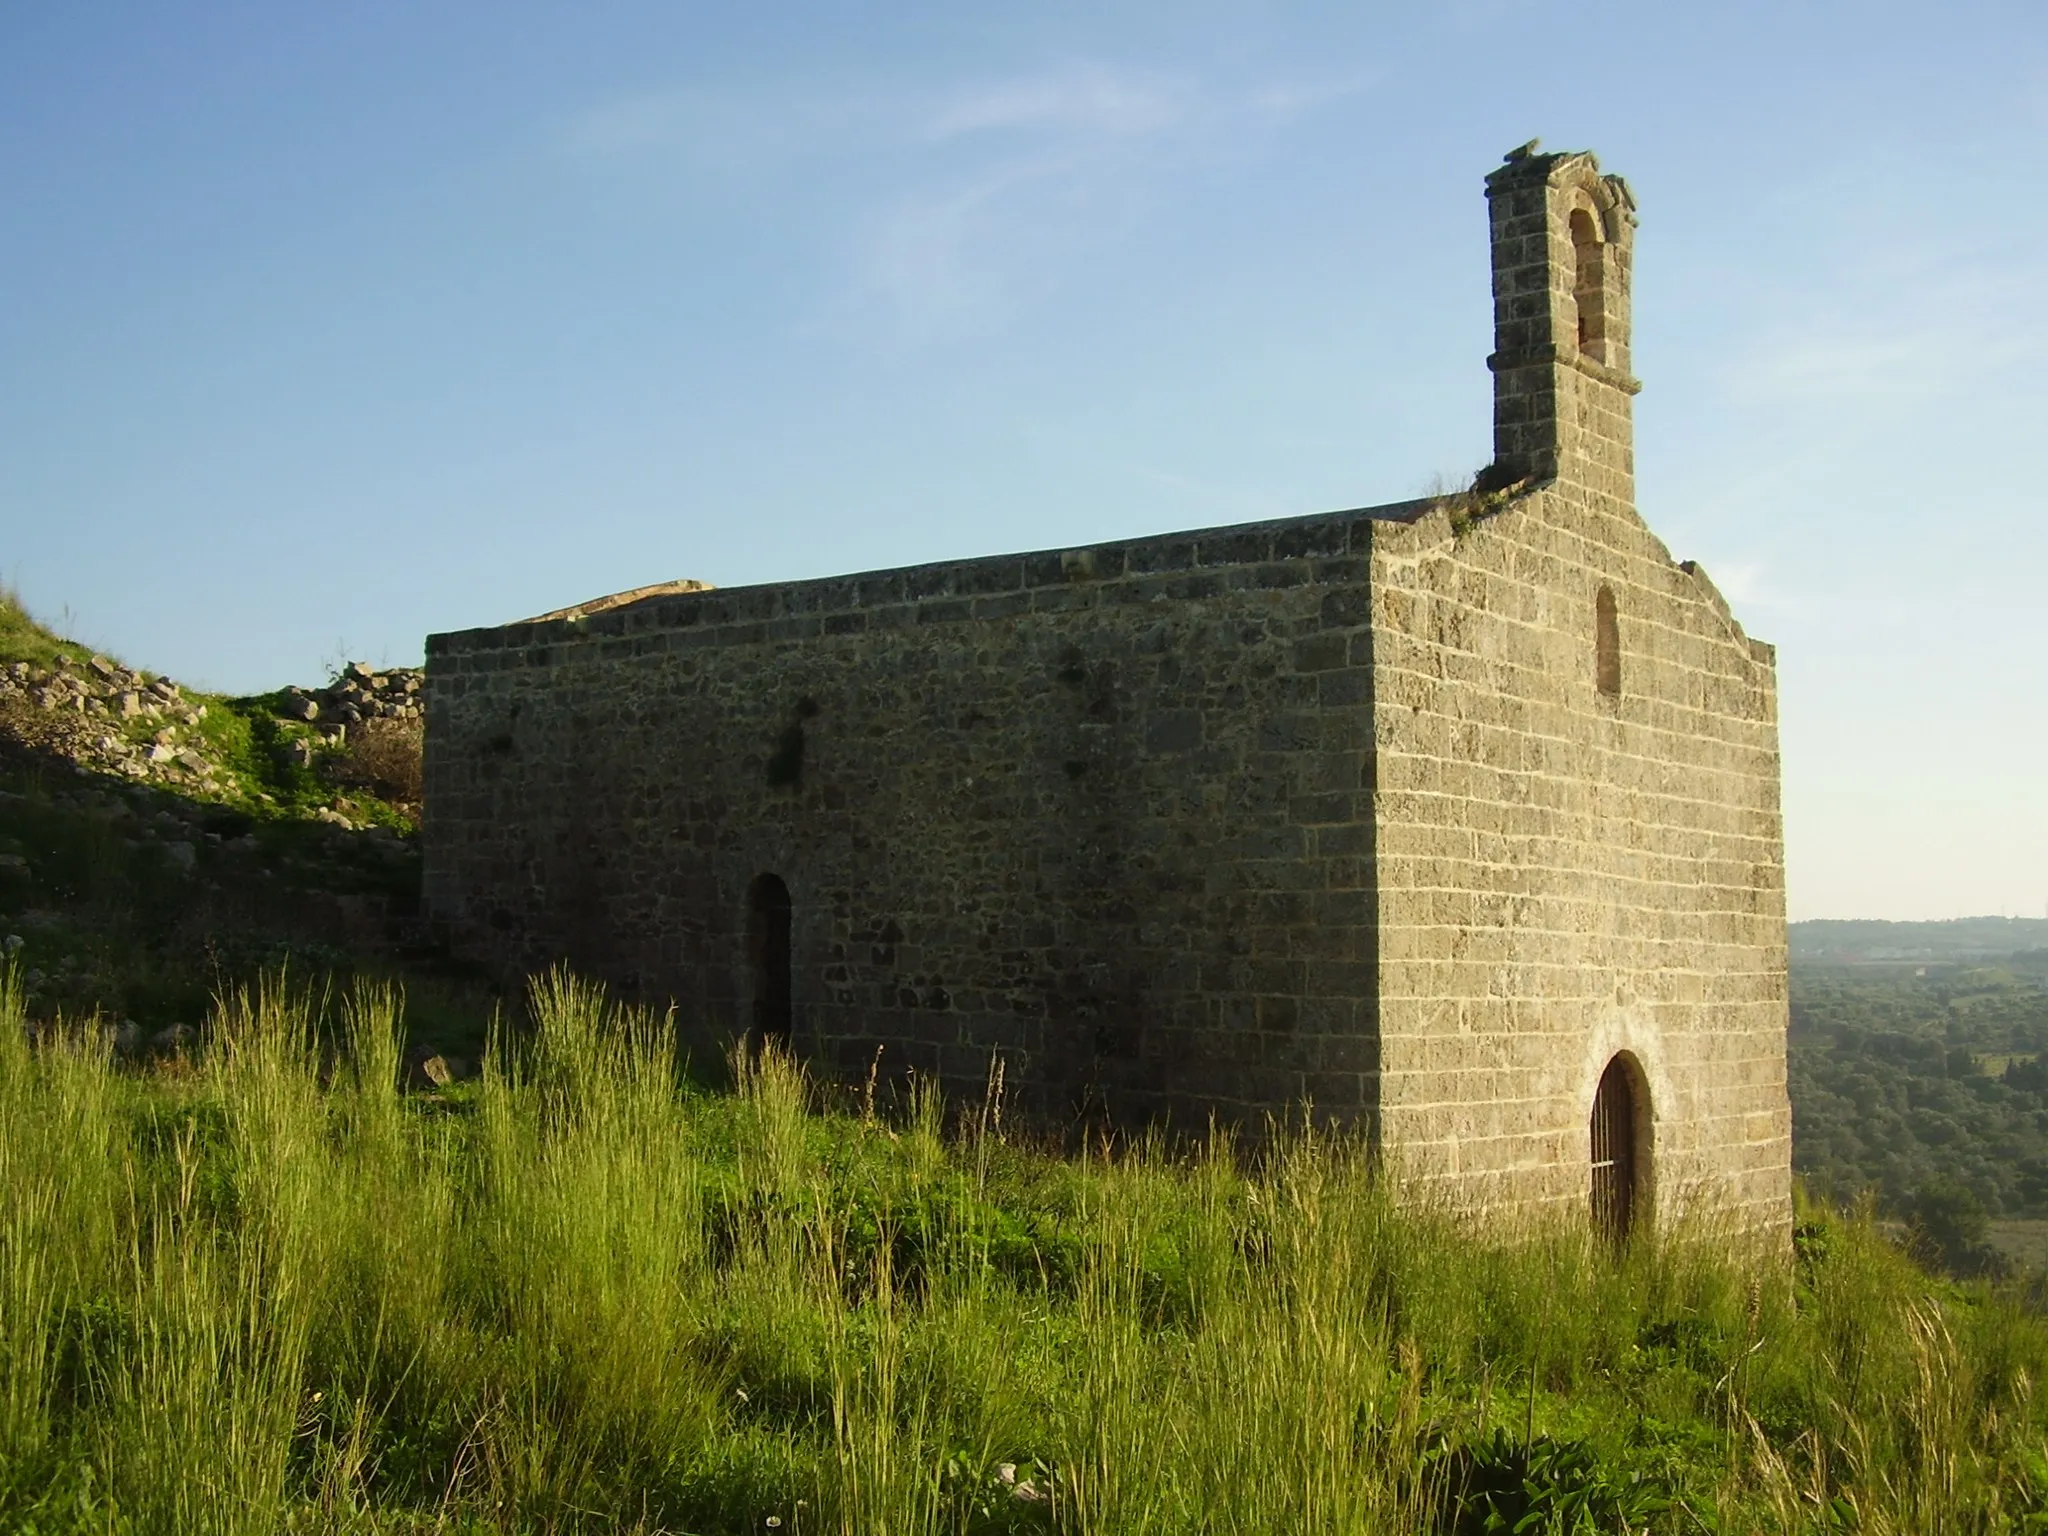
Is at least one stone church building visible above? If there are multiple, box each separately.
[423,145,1793,1234]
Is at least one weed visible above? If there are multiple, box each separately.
[333,716,424,808]
[0,588,102,674]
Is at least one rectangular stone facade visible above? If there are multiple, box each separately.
[422,481,1788,1229]
[1370,485,1789,1227]
[422,143,1793,1234]
[423,506,1423,1129]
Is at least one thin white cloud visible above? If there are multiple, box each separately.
[563,59,1365,169]
[1698,558,1765,608]
[562,61,1372,338]
[1245,72,1376,116]
[1728,313,2031,413]
[858,62,1374,336]
[1707,195,2043,418]
[857,159,1059,327]
[926,64,1190,140]
[568,93,688,154]
[559,85,896,170]
[1742,334,1928,404]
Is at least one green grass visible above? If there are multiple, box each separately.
[0,758,448,1038]
[0,589,110,675]
[3,969,2047,1532]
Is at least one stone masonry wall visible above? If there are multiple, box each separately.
[424,507,1426,1129]
[423,142,1793,1229]
[424,479,1790,1231]
[1369,489,1791,1232]
[1364,144,1791,1233]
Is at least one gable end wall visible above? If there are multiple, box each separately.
[1369,485,1791,1232]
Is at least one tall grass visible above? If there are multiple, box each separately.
[1,964,2045,1532]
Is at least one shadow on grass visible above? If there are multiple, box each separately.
[0,731,500,1060]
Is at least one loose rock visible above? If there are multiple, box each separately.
[406,1048,453,1090]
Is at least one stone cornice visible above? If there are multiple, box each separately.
[1486,347,1643,396]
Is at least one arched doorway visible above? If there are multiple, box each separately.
[746,874,792,1049]
[1590,1055,1642,1243]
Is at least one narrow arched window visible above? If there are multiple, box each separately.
[1590,1055,1643,1243]
[1569,207,1606,360]
[1595,585,1621,697]
[746,873,793,1048]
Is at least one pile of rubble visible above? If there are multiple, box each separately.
[280,662,424,732]
[4,655,186,721]
[0,652,427,806]
[0,655,221,789]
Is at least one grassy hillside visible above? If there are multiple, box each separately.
[0,596,100,673]
[0,589,421,828]
[4,970,2046,1535]
[0,589,488,1058]
[9,592,2048,1526]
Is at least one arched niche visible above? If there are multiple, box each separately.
[1595,584,1622,698]
[745,872,793,1049]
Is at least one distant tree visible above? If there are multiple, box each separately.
[1905,1179,2008,1277]
[2005,1057,2048,1094]
[2017,1156,2048,1208]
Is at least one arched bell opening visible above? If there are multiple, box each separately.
[745,873,793,1050]
[1590,1053,1648,1244]
[1568,205,1610,363]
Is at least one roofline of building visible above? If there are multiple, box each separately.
[426,493,1457,661]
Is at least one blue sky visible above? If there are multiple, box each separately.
[3,1,2044,921]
